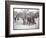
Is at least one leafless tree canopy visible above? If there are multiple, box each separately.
[13,9,39,25]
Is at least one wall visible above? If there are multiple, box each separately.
[0,0,46,38]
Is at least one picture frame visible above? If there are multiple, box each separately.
[5,1,45,37]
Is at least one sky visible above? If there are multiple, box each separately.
[14,9,39,13]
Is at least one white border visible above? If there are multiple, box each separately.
[10,5,43,35]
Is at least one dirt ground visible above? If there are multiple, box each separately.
[13,18,39,30]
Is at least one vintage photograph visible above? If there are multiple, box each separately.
[5,1,45,37]
[13,8,39,30]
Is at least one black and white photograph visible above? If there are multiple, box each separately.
[13,8,39,30]
[5,1,45,37]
